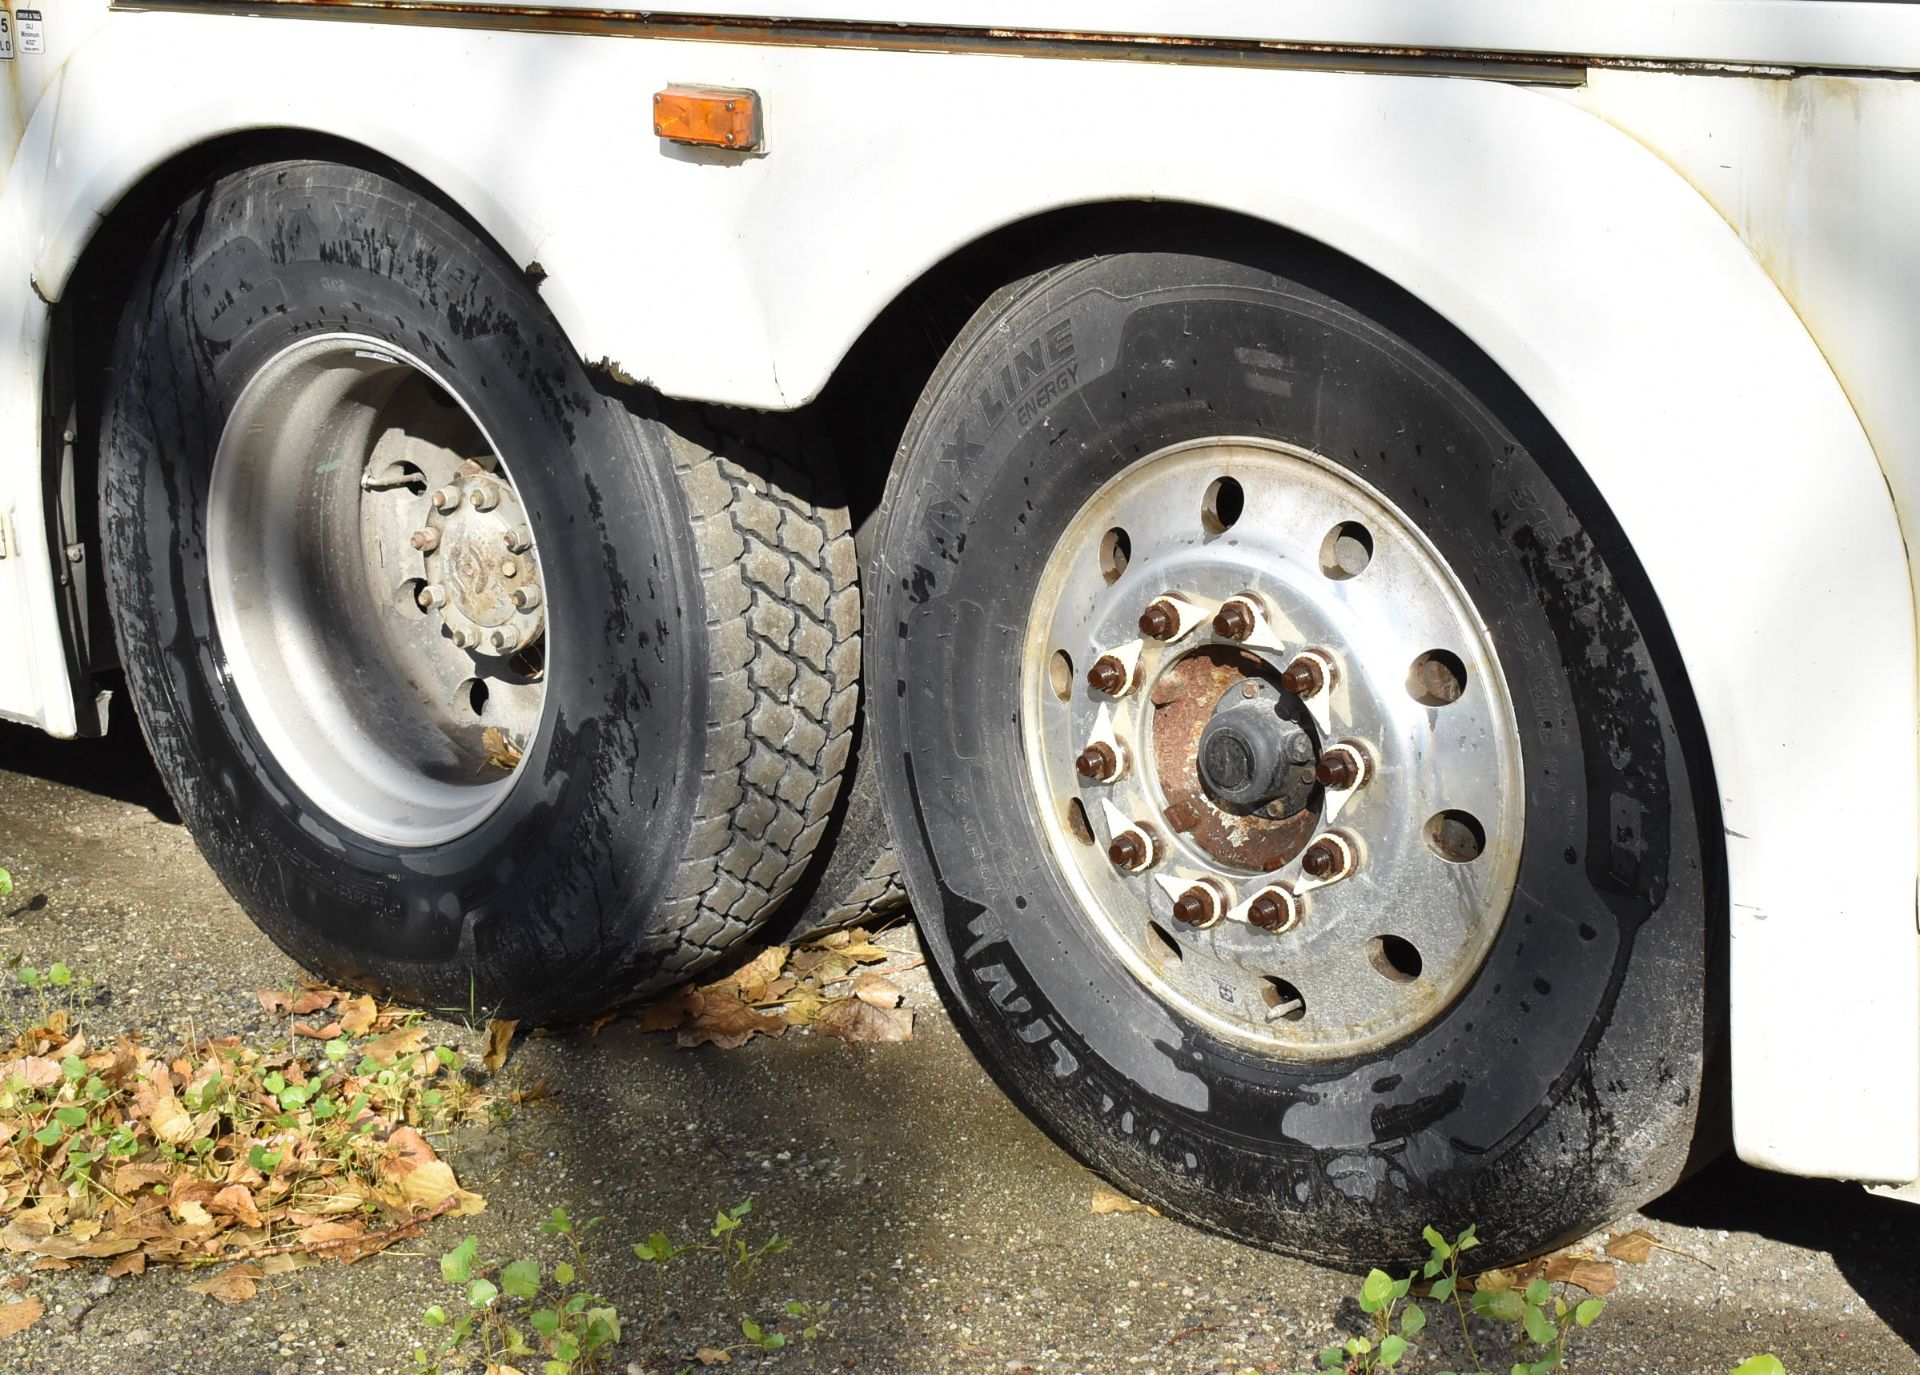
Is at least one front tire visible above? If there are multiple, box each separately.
[100,161,858,1021]
[871,243,1714,1267]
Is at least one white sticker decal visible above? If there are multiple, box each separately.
[16,10,41,55]
[0,13,15,61]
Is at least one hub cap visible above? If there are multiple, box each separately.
[208,335,550,848]
[1021,438,1524,1058]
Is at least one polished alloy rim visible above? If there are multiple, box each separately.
[1020,438,1524,1058]
[207,334,550,848]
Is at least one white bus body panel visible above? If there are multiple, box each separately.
[0,5,1913,1183]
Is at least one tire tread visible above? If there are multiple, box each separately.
[656,418,862,977]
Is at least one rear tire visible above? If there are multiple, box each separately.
[99,161,857,1021]
[870,244,1715,1268]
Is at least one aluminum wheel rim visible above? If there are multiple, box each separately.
[208,334,551,848]
[1020,437,1524,1059]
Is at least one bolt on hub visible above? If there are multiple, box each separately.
[1246,885,1302,934]
[1163,875,1231,929]
[1107,826,1156,873]
[1076,741,1122,782]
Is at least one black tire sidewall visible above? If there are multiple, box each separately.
[102,163,705,1018]
[873,251,1709,1265]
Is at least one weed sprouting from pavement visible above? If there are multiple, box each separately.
[1287,1223,1786,1375]
[417,1199,832,1373]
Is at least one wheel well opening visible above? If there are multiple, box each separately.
[803,192,1726,1125]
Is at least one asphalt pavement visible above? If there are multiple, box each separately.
[0,711,1915,1375]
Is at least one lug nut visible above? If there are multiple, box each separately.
[1315,743,1366,789]
[1281,655,1326,698]
[1172,883,1225,929]
[1107,827,1156,873]
[430,486,462,512]
[468,483,501,512]
[410,528,441,553]
[1138,598,1181,641]
[500,558,520,578]
[1247,887,1301,934]
[504,527,532,554]
[511,586,542,611]
[1300,832,1356,882]
[449,628,470,648]
[1075,741,1120,782]
[1086,654,1129,696]
[489,626,521,653]
[1212,598,1256,642]
[416,583,448,610]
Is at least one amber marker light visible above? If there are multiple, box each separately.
[653,86,762,151]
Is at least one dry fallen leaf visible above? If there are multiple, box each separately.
[338,995,378,1037]
[1090,1186,1161,1217]
[364,1025,427,1067]
[481,726,523,771]
[815,998,913,1045]
[0,1057,60,1091]
[209,1184,264,1231]
[147,1089,197,1146]
[296,1220,365,1247]
[291,1021,343,1040]
[852,973,903,1009]
[0,1297,44,1338]
[722,946,791,1002]
[0,1226,139,1260]
[379,1126,485,1216]
[694,1348,733,1366]
[482,1019,519,1074]
[187,1263,262,1304]
[1544,1255,1618,1295]
[1605,1228,1658,1264]
[257,989,338,1017]
[105,1251,146,1279]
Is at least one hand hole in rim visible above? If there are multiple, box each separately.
[1049,649,1074,702]
[1426,809,1486,863]
[1201,475,1244,533]
[1408,648,1468,706]
[1100,527,1132,582]
[1368,935,1424,983]
[1261,976,1306,1021]
[1319,520,1374,579]
[1064,796,1095,846]
[1146,920,1184,965]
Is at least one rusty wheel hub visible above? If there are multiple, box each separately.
[418,463,547,656]
[1020,437,1525,1058]
[1151,649,1320,872]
